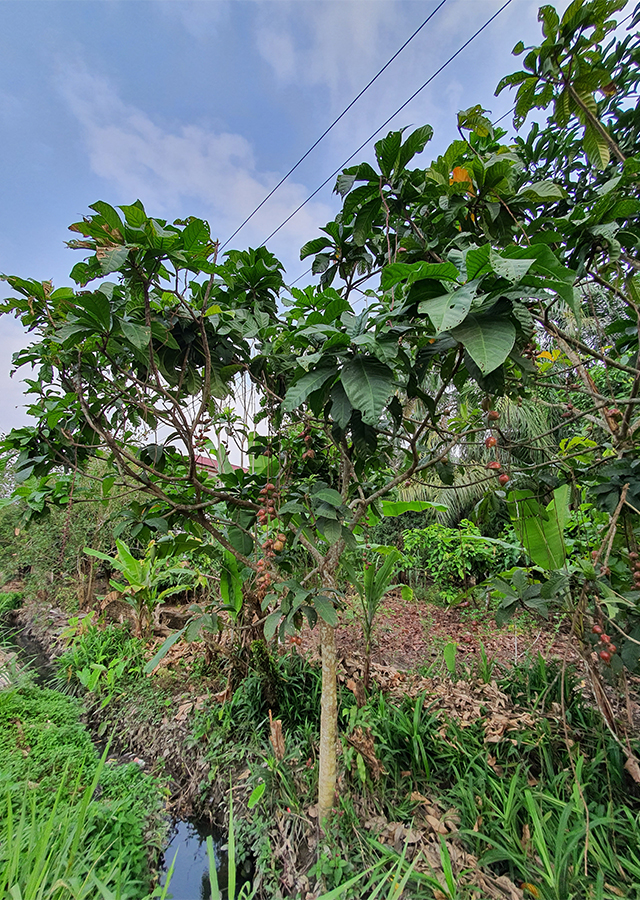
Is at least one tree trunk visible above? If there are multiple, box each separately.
[318,620,337,826]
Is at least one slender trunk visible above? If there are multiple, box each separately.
[318,621,337,826]
[363,636,371,691]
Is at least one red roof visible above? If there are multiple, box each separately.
[194,455,246,472]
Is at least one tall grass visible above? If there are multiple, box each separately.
[0,755,146,900]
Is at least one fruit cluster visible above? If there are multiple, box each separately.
[300,424,315,461]
[631,550,640,587]
[257,483,279,526]
[194,417,213,449]
[592,623,617,664]
[484,412,510,486]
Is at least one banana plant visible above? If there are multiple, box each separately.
[85,539,196,637]
[343,548,409,690]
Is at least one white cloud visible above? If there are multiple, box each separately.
[156,0,231,41]
[57,63,334,271]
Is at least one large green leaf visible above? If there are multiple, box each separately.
[283,364,337,412]
[89,201,124,232]
[516,180,568,203]
[418,282,477,334]
[489,249,536,284]
[329,382,353,430]
[381,261,459,291]
[340,357,394,425]
[381,500,448,516]
[99,247,129,275]
[375,130,402,178]
[313,488,344,508]
[220,549,243,614]
[450,315,516,374]
[120,320,151,350]
[397,124,434,170]
[508,484,569,571]
[74,291,112,331]
[465,245,491,281]
[314,594,337,626]
[583,120,610,169]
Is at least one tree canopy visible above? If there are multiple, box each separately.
[1,0,639,820]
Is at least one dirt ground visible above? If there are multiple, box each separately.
[295,588,580,674]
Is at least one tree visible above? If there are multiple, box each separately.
[2,0,639,824]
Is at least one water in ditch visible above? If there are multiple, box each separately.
[2,619,239,899]
[159,819,234,900]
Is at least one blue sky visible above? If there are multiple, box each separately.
[0,0,568,431]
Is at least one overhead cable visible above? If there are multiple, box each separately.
[220,0,450,250]
[260,0,514,247]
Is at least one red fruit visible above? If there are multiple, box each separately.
[599,650,611,663]
[630,551,639,560]
[592,624,603,635]
[498,474,510,486]
[485,435,498,449]
[486,461,501,471]
[607,643,617,654]
[600,634,611,643]
[487,410,500,421]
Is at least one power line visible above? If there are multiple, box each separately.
[260,0,514,247]
[220,0,450,251]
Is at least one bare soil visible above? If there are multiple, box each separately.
[295,588,581,675]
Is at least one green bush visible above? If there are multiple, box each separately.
[400,519,514,601]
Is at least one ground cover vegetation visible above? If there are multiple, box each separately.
[0,662,168,900]
[1,0,640,895]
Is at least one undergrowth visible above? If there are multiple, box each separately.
[54,616,640,899]
[0,676,167,899]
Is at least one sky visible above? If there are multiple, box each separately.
[0,0,572,433]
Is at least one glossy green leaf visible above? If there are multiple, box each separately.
[381,261,459,291]
[313,488,344,508]
[247,782,266,809]
[120,320,151,350]
[508,484,569,571]
[283,365,337,412]
[489,249,536,284]
[329,382,353,430]
[89,201,123,232]
[340,357,394,425]
[397,124,434,170]
[375,130,402,178]
[583,121,610,169]
[314,594,337,626]
[450,315,516,374]
[418,281,477,334]
[465,245,491,281]
[381,499,448,516]
[264,610,282,642]
[99,247,129,275]
[119,202,147,227]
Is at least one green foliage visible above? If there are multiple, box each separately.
[56,622,146,700]
[1,0,639,824]
[508,483,570,571]
[401,520,512,601]
[0,590,23,616]
[342,547,402,686]
[0,682,165,899]
[85,539,196,636]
